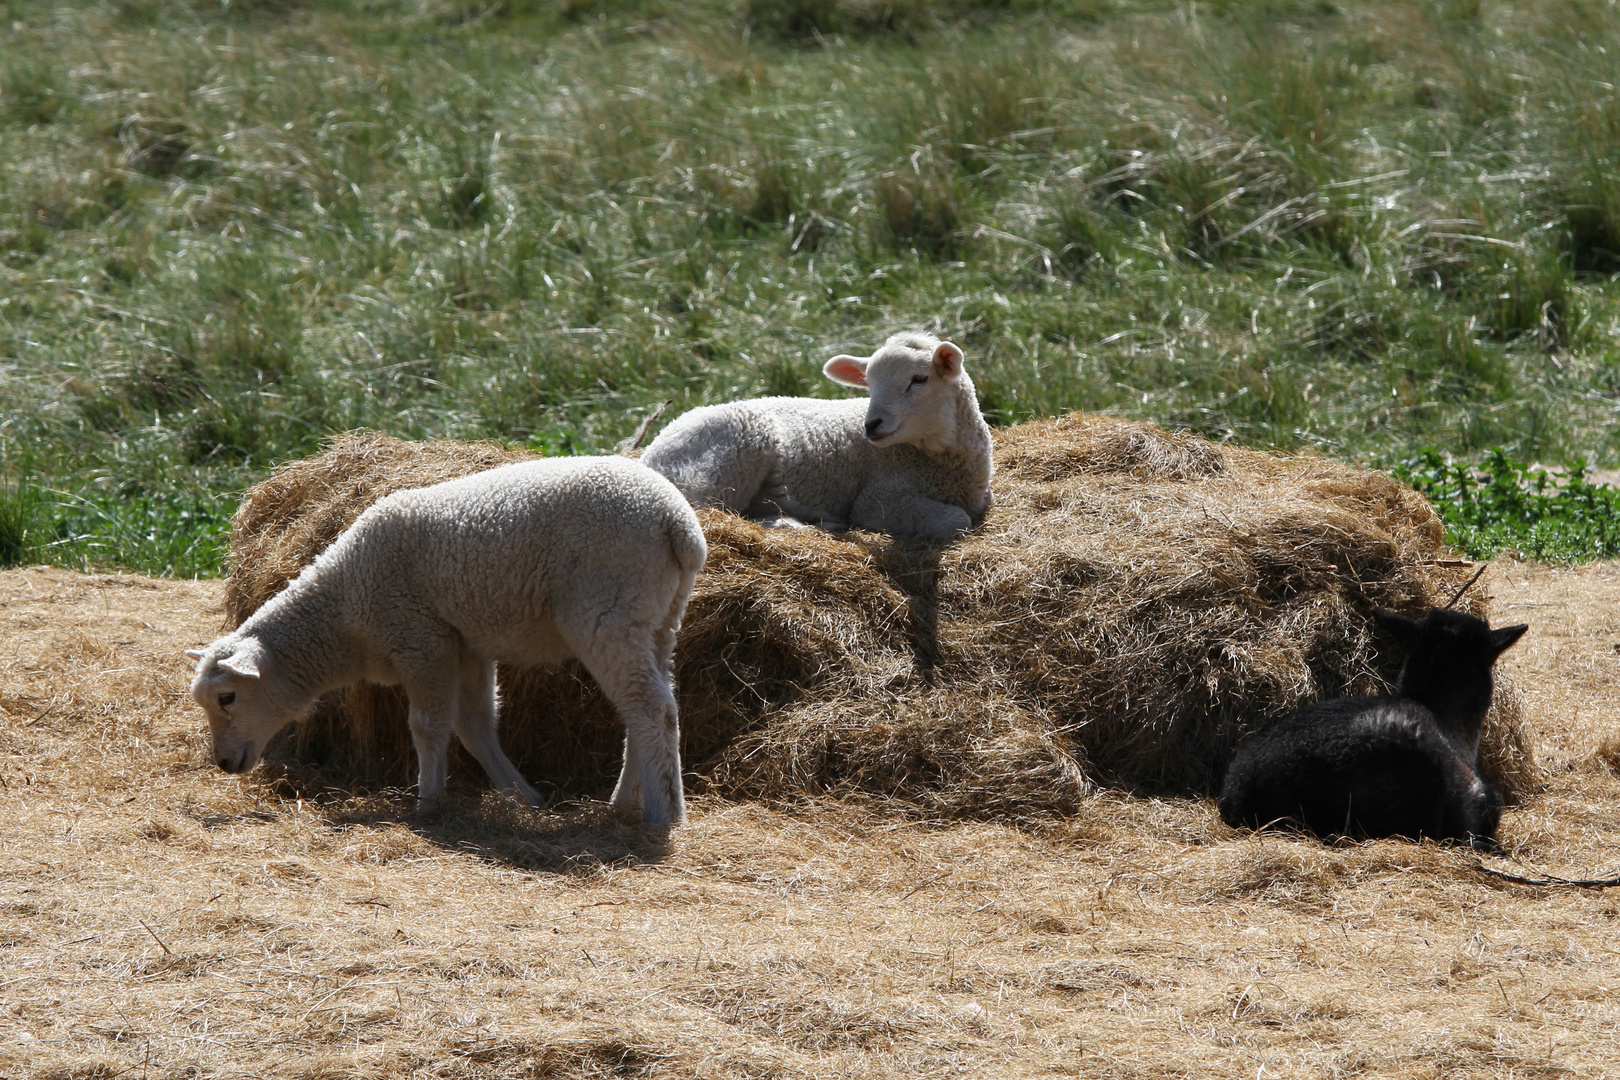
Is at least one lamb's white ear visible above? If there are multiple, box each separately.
[219,646,264,680]
[823,354,870,388]
[932,341,965,379]
[184,649,206,662]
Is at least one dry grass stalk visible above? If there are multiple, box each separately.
[224,418,1538,814]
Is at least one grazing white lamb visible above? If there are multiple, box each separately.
[640,331,993,538]
[186,456,706,826]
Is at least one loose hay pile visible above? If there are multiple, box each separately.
[226,418,1539,817]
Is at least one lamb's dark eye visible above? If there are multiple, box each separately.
[910,375,928,386]
[218,691,236,708]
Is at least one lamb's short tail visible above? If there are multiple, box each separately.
[666,508,708,621]
[667,511,707,576]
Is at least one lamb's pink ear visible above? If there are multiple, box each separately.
[823,354,869,387]
[219,647,263,680]
[932,341,964,379]
[184,649,206,662]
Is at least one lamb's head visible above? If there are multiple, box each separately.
[185,637,290,775]
[824,332,971,452]
[1372,607,1528,740]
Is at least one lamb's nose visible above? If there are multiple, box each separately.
[865,416,884,438]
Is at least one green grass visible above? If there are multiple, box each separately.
[3,0,1620,574]
[0,481,230,577]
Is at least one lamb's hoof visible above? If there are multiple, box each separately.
[639,797,684,829]
[756,514,813,531]
[506,780,544,807]
[411,788,459,822]
[610,798,679,828]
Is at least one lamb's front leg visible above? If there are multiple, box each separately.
[850,480,972,539]
[452,658,542,806]
[753,484,847,531]
[401,655,461,801]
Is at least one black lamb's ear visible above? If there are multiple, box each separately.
[1490,623,1529,655]
[1372,607,1423,649]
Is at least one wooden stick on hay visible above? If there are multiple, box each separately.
[1475,862,1620,889]
[618,399,672,454]
[1442,564,1488,610]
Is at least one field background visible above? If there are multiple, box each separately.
[5,3,1620,1077]
[3,0,1620,573]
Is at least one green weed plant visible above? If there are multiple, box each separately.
[1395,449,1620,563]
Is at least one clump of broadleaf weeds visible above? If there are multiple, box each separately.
[1394,450,1620,563]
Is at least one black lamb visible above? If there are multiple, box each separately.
[1218,606,1528,848]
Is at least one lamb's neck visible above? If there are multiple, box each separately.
[941,377,994,490]
[241,576,362,700]
[942,437,994,501]
[1404,684,1492,757]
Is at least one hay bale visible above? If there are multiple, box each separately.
[228,418,1540,816]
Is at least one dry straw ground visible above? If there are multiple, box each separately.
[225,418,1537,816]
[2,558,1619,1079]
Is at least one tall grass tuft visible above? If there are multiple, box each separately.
[0,485,46,568]
[873,160,964,257]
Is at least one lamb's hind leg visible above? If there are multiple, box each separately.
[452,658,541,806]
[647,414,775,515]
[614,722,646,810]
[577,630,684,827]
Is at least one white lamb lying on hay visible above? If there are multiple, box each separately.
[641,331,994,538]
[186,456,707,826]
